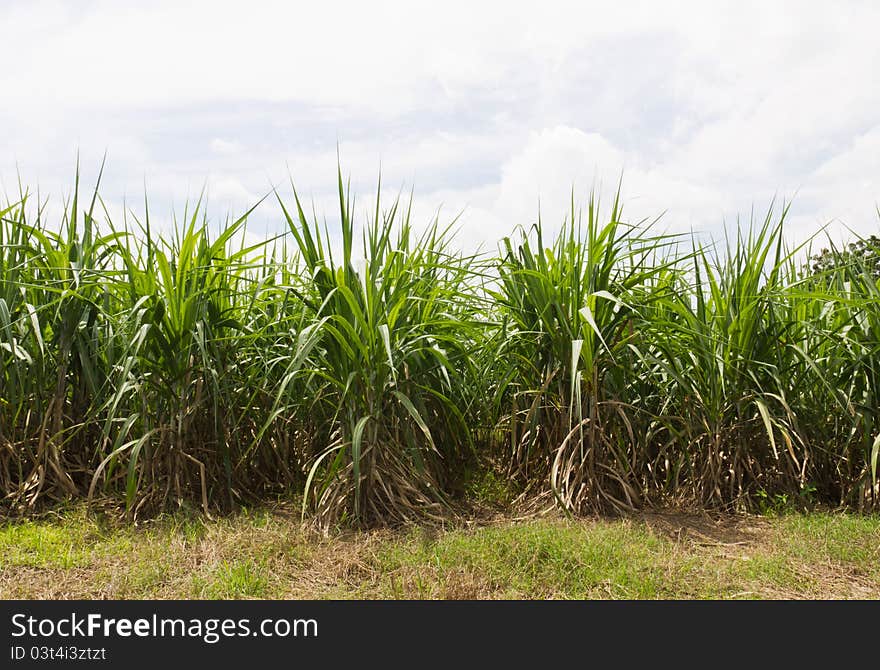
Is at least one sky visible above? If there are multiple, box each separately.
[2,0,879,252]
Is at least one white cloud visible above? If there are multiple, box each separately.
[2,0,879,251]
[206,175,258,208]
[210,139,242,156]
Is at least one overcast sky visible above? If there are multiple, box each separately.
[2,0,878,251]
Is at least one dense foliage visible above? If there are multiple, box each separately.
[2,168,878,526]
[811,234,880,278]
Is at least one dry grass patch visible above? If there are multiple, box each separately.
[1,506,878,599]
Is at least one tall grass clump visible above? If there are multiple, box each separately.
[90,196,282,514]
[275,173,481,526]
[799,234,880,508]
[641,207,811,506]
[0,170,315,514]
[491,193,674,513]
[0,171,118,508]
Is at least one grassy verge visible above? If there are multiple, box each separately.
[1,507,877,599]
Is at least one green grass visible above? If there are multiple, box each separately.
[376,521,676,598]
[0,511,134,569]
[772,514,880,577]
[196,559,270,599]
[1,507,877,599]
